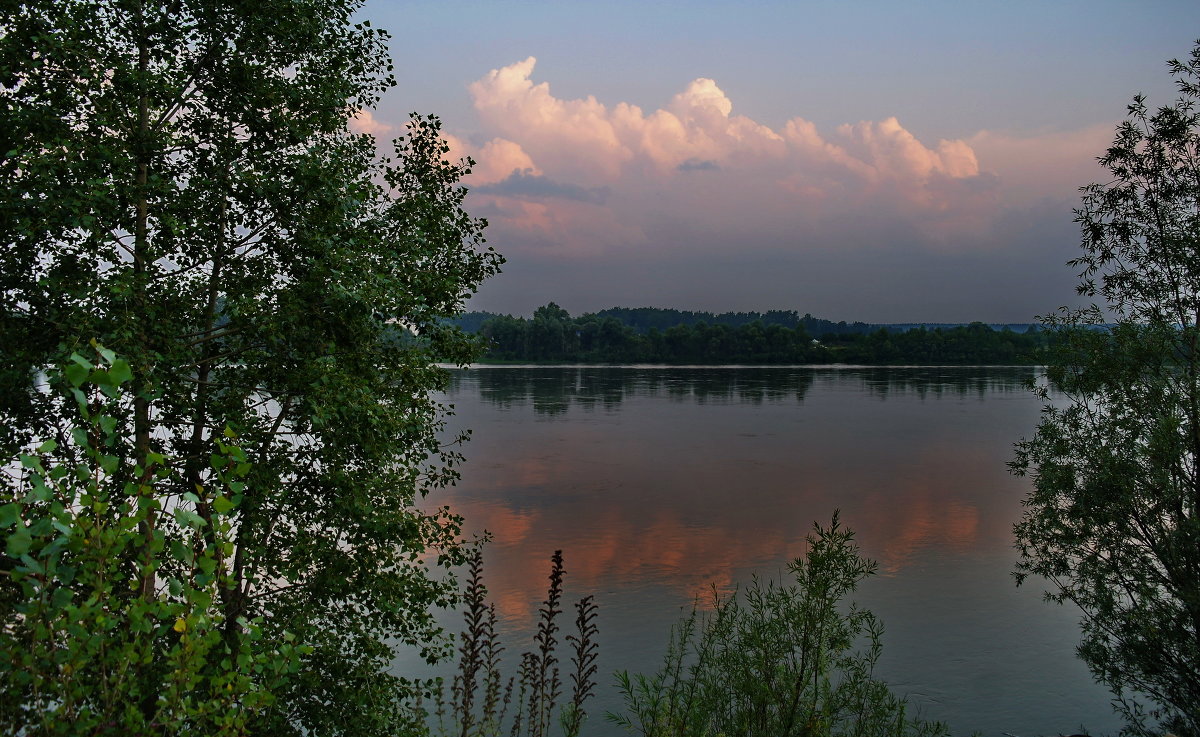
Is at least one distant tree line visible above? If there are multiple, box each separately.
[462,303,1049,364]
[455,306,875,337]
[589,306,874,335]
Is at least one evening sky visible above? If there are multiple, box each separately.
[358,0,1200,323]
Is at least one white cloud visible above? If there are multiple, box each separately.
[835,116,979,182]
[361,52,1112,315]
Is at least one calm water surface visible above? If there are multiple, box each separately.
[414,366,1119,736]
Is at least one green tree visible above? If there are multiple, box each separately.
[480,314,528,360]
[1012,42,1200,737]
[529,303,571,360]
[1,2,501,735]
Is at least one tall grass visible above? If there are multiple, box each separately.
[426,549,599,737]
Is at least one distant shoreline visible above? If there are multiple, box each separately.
[438,362,1045,370]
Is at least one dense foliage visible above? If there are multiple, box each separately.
[1012,43,1200,736]
[471,303,1047,364]
[0,1,500,735]
[1,346,303,735]
[609,516,948,737]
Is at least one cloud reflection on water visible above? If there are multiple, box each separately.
[436,366,1036,622]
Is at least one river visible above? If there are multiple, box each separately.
[412,366,1120,736]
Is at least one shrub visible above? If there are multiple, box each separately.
[608,514,948,737]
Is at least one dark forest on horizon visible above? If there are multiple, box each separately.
[452,304,1051,365]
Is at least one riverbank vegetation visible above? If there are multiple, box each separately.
[431,519,946,737]
[424,549,600,737]
[466,304,1049,364]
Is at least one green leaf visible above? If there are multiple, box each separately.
[18,554,43,576]
[37,439,58,453]
[98,454,118,474]
[0,503,20,528]
[6,527,33,557]
[173,508,206,530]
[168,539,190,563]
[213,495,235,515]
[28,477,53,502]
[69,388,88,414]
[18,453,42,473]
[89,368,112,387]
[108,359,132,384]
[98,415,117,436]
[68,352,93,371]
[51,586,73,610]
[64,362,88,388]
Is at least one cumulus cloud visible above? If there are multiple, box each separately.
[468,56,634,180]
[460,56,1005,259]
[468,57,977,187]
[464,138,540,185]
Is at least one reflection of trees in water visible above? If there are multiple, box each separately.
[851,366,1037,400]
[451,366,1037,413]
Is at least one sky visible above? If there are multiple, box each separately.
[356,1,1200,323]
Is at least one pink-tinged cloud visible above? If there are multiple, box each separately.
[463,57,1005,257]
[470,138,540,184]
[468,57,977,186]
[349,108,394,137]
[966,125,1113,206]
[835,117,978,181]
[468,57,634,180]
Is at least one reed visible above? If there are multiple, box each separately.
[426,549,598,737]
[561,595,599,737]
